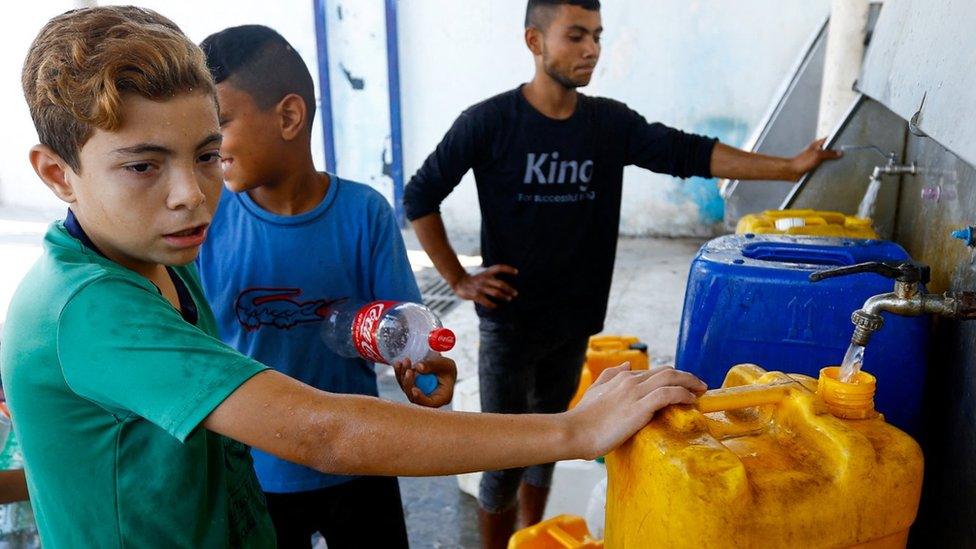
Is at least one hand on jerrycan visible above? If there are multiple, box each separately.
[568,362,707,459]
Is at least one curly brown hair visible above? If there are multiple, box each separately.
[22,6,216,171]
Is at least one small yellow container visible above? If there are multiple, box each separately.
[737,209,878,239]
[508,515,603,549]
[569,335,650,409]
[605,364,923,548]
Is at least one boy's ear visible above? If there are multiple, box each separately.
[525,27,544,57]
[29,145,76,203]
[276,94,308,142]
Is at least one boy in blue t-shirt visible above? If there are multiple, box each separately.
[196,26,452,547]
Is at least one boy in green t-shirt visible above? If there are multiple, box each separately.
[0,6,707,547]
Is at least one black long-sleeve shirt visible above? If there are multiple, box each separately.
[404,86,717,334]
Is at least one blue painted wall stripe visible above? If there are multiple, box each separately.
[384,0,406,226]
[313,0,338,174]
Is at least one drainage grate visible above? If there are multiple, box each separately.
[420,277,462,317]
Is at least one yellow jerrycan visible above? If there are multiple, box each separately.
[508,515,603,549]
[569,335,650,409]
[736,209,878,239]
[605,365,923,548]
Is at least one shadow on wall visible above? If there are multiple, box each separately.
[670,116,751,225]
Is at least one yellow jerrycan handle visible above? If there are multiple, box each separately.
[696,380,795,413]
[545,525,602,548]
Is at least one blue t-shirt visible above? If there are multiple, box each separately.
[198,176,422,492]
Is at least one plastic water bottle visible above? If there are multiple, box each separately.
[321,300,456,396]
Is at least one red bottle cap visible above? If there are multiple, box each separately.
[428,328,456,352]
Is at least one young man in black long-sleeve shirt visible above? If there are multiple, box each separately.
[404,1,841,546]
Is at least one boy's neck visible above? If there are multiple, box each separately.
[523,74,579,120]
[66,208,163,279]
[65,209,180,308]
[247,159,330,216]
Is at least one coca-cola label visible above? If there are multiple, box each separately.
[352,301,397,363]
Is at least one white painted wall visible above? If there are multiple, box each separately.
[322,1,396,200]
[0,2,80,215]
[2,1,829,237]
[398,0,830,237]
[0,0,325,218]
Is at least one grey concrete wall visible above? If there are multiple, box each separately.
[787,97,976,543]
[785,97,906,239]
[818,3,976,540]
[890,135,976,546]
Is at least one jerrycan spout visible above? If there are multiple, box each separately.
[817,367,877,419]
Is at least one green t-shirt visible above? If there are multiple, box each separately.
[0,223,276,548]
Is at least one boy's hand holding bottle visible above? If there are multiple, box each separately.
[322,299,458,403]
[392,356,457,408]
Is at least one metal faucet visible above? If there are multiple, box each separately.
[839,145,918,186]
[809,261,976,346]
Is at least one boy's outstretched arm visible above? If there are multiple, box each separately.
[204,363,706,477]
[710,138,842,182]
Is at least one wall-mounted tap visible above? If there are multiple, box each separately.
[839,144,918,184]
[809,261,976,346]
[839,145,918,220]
[869,158,917,185]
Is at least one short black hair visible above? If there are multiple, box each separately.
[525,0,601,30]
[200,25,316,131]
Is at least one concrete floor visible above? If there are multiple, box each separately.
[0,209,707,548]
